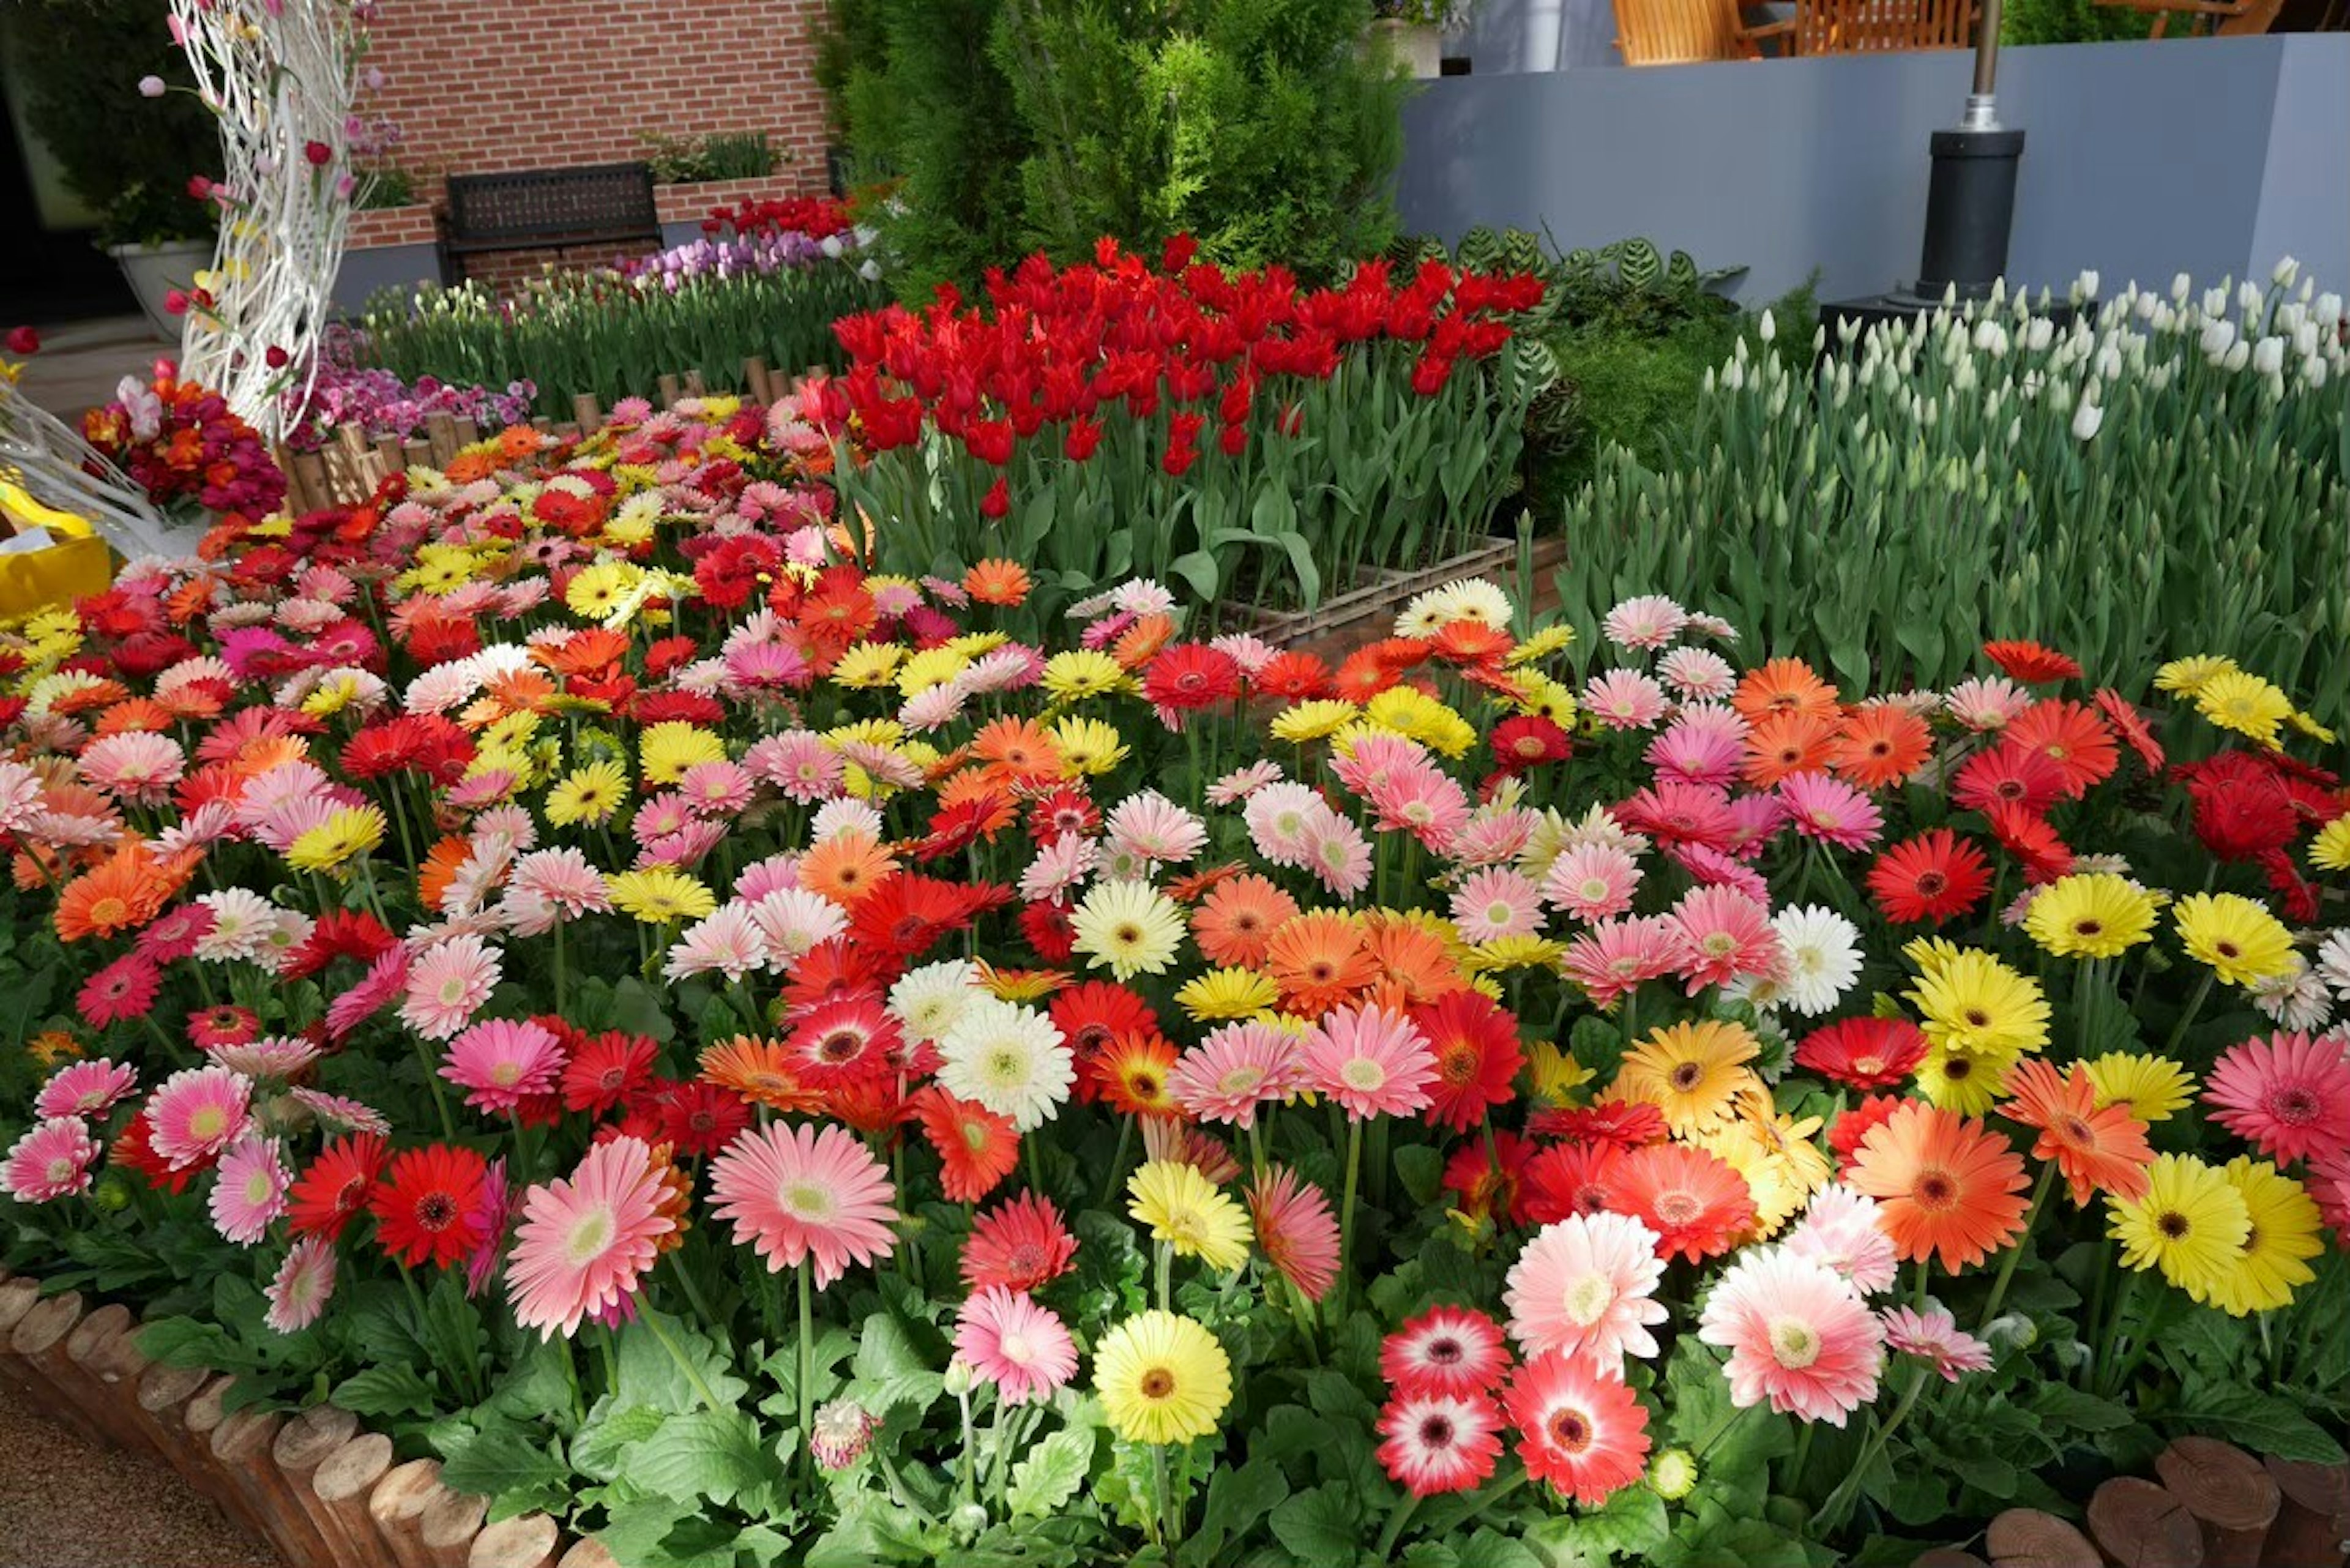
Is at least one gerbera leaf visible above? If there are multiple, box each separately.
[2172,1386,2348,1464]
[332,1361,442,1420]
[1008,1426,1097,1520]
[627,1406,770,1507]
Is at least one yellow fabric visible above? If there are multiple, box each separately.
[0,476,117,619]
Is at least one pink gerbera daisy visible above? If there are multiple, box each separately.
[1300,813,1376,895]
[2203,1031,2350,1166]
[77,731,186,805]
[506,1136,675,1340]
[508,848,614,924]
[745,731,844,803]
[209,1135,292,1244]
[1777,772,1886,852]
[707,1122,900,1285]
[1377,1391,1505,1496]
[1380,1305,1512,1398]
[326,946,410,1040]
[1503,1352,1652,1506]
[144,1065,253,1170]
[1602,595,1688,651]
[1105,791,1207,866]
[1944,676,2033,733]
[1658,648,1737,700]
[1880,1303,1994,1382]
[1169,1023,1302,1129]
[1,1118,100,1201]
[1367,766,1471,854]
[1781,1185,1901,1295]
[78,952,162,1028]
[400,933,502,1040]
[1646,707,1748,788]
[1450,868,1544,944]
[662,906,769,982]
[442,1018,565,1114]
[1205,760,1284,806]
[34,1058,138,1121]
[1666,886,1783,995]
[1502,1210,1669,1366]
[1543,843,1643,923]
[677,760,757,817]
[1560,915,1684,1009]
[1244,782,1324,868]
[1581,670,1671,731]
[1698,1247,1884,1425]
[263,1236,338,1333]
[1304,1003,1437,1120]
[287,1088,392,1137]
[1247,1167,1340,1302]
[953,1287,1079,1405]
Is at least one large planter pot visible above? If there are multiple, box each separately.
[106,239,212,340]
[1373,17,1444,77]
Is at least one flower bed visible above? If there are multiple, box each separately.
[2,363,2347,1568]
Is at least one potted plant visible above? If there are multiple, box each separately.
[100,179,218,339]
[1371,0,1474,77]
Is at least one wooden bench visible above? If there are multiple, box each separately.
[437,162,662,285]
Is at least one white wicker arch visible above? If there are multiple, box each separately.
[168,0,365,444]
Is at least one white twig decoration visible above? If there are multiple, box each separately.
[0,384,198,564]
[170,0,365,443]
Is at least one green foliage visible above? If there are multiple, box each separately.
[837,0,1407,294]
[2001,0,2153,43]
[635,130,780,184]
[3,0,218,244]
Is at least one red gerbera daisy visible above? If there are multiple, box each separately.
[2004,700,2117,797]
[1612,1142,1756,1263]
[1378,1391,1505,1498]
[1020,899,1078,963]
[1951,741,2068,816]
[108,1109,198,1195]
[1986,800,2075,885]
[368,1144,490,1271]
[653,1079,752,1157]
[1866,829,1994,925]
[1141,643,1243,711]
[1049,982,1161,1089]
[2093,688,2165,772]
[1829,1094,1910,1174]
[1983,640,2083,685]
[1795,1017,1930,1091]
[780,938,893,1017]
[849,872,1009,963]
[1089,1031,1183,1119]
[912,1086,1020,1203]
[786,996,903,1089]
[1490,715,1572,773]
[559,1031,658,1115]
[1504,1352,1651,1507]
[1523,1100,1668,1149]
[187,1004,262,1051]
[1410,991,1525,1133]
[1520,1142,1630,1225]
[961,1192,1078,1293]
[289,1133,389,1240]
[1251,650,1332,702]
[1379,1304,1512,1398]
[1442,1130,1534,1226]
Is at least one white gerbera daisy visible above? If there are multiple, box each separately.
[935,996,1073,1131]
[2250,955,2333,1032]
[1770,905,1864,1017]
[888,958,984,1045]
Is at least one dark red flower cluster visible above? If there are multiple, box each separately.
[81,362,288,521]
[703,196,856,242]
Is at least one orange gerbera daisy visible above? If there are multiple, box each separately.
[53,842,195,943]
[1164,862,1245,906]
[534,628,632,677]
[1266,911,1380,1015]
[1847,1102,2031,1272]
[48,678,132,717]
[2004,700,2118,798]
[699,1036,823,1112]
[91,698,176,737]
[154,684,226,722]
[1430,621,1513,666]
[1091,1031,1184,1119]
[1613,1142,1758,1263]
[480,668,560,720]
[969,717,1065,786]
[975,962,1069,1002]
[962,559,1032,607]
[1360,914,1469,1006]
[1995,1059,2152,1206]
[911,1086,1019,1203]
[416,836,474,913]
[1191,873,1300,969]
[165,573,220,625]
[1829,703,1934,790]
[1731,657,1838,723]
[1741,709,1843,789]
[797,829,901,906]
[1111,613,1177,671]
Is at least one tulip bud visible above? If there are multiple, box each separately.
[1757,309,1775,342]
[2200,319,2237,359]
[2171,273,2191,302]
[2301,354,2329,389]
[2251,336,2284,376]
[2076,269,2100,299]
[2223,341,2250,372]
[2023,318,2053,353]
[2201,285,2228,317]
[2316,292,2343,327]
[2070,396,2103,441]
[2237,280,2261,316]
[138,75,166,97]
[2272,255,2299,288]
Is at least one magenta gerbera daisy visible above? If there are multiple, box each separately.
[1304,1002,1436,1121]
[144,1065,254,1170]
[953,1286,1079,1405]
[33,1058,138,1121]
[2203,1030,2350,1166]
[1,1117,101,1202]
[506,1135,675,1340]
[707,1121,900,1285]
[1377,1390,1505,1496]
[1379,1305,1512,1399]
[1777,771,1886,852]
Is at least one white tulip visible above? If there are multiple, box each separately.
[2203,286,2229,318]
[2097,345,2123,382]
[2237,280,2262,316]
[2301,354,2329,389]
[2272,256,2299,288]
[2024,317,2054,353]
[2076,269,2100,301]
[1758,309,1776,343]
[2201,319,2238,359]
[2007,415,2023,449]
[2295,322,2319,357]
[2251,336,2285,376]
[2315,293,2343,327]
[2223,341,2250,372]
[2173,273,2193,304]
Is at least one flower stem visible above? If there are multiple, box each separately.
[1334,1116,1364,1320]
[1978,1159,2056,1331]
[1155,1239,1173,1313]
[2162,967,2216,1058]
[1152,1442,1179,1550]
[1818,1364,1931,1529]
[412,1034,457,1141]
[1373,1491,1422,1557]
[1100,1115,1135,1209]
[642,1306,723,1411]
[798,1258,816,1481]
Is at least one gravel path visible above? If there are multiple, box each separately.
[0,1372,284,1568]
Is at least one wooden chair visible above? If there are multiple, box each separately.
[1613,0,1794,63]
[2090,0,2283,35]
[1794,0,1975,52]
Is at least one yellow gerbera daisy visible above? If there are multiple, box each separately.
[895,646,971,696]
[1127,1160,1253,1273]
[2152,654,2239,699]
[2170,892,2295,988]
[1463,933,1567,973]
[1525,1040,1595,1106]
[1610,1020,1759,1138]
[2209,1157,2322,1316]
[830,641,907,689]
[1070,879,1185,980]
[638,722,728,787]
[1050,716,1127,775]
[1042,649,1133,703]
[1094,1310,1233,1446]
[1906,947,2050,1059]
[564,561,638,621]
[2109,1153,2250,1304]
[546,760,630,827]
[2310,817,2350,873]
[1174,967,1281,1023]
[2023,873,2160,960]
[605,868,717,925]
[1269,700,1361,744]
[1914,1039,2012,1118]
[285,805,387,874]
[1505,624,1577,667]
[2193,668,2294,748]
[2083,1051,2196,1123]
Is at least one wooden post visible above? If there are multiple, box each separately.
[2262,1456,2350,1568]
[557,1537,618,1568]
[375,434,409,483]
[572,392,602,431]
[335,424,376,505]
[1914,1551,1992,1568]
[9,1290,113,1447]
[554,422,581,443]
[657,373,682,409]
[1984,1507,2102,1568]
[2088,1476,2206,1568]
[682,369,707,400]
[422,1485,490,1567]
[404,438,434,474]
[293,453,335,518]
[452,416,481,449]
[215,1405,337,1564]
[62,1304,155,1455]
[312,1432,396,1564]
[424,413,461,467]
[182,1376,274,1540]
[744,356,772,405]
[0,1277,44,1402]
[469,1514,561,1568]
[371,1457,450,1568]
[2155,1438,2277,1568]
[276,1405,366,1562]
[132,1362,218,1496]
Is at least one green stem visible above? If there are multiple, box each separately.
[643,1307,723,1411]
[1448,1463,1530,1531]
[1373,1491,1422,1557]
[799,1259,816,1480]
[1819,1365,1932,1529]
[2162,967,2217,1058]
[1978,1159,2056,1331]
[1155,1240,1173,1314]
[1334,1116,1364,1320]
[957,1385,979,1509]
[1100,1115,1135,1209]
[553,918,568,1018]
[1151,1442,1176,1550]
[414,1034,458,1142]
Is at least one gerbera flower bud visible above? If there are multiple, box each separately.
[808,1400,879,1470]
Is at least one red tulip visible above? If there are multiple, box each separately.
[3,326,38,357]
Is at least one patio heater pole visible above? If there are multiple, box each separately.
[1912,0,2024,301]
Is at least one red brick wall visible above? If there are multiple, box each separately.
[357,0,832,212]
